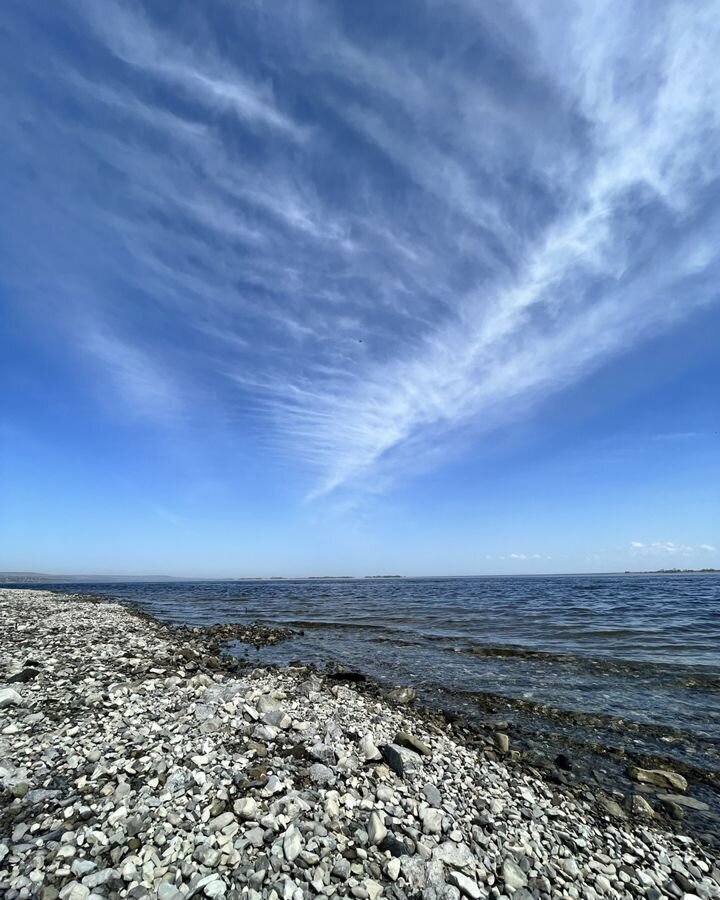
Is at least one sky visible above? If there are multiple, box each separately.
[1,0,719,577]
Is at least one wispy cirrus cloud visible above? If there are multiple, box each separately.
[76,0,307,141]
[630,541,717,557]
[2,0,720,496]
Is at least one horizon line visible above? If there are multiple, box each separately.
[2,568,718,583]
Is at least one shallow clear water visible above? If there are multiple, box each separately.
[30,574,720,749]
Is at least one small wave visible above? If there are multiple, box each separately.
[457,642,720,683]
[283,619,411,637]
[675,674,720,691]
[461,644,578,664]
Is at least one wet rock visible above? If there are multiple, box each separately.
[656,793,709,811]
[328,669,367,683]
[628,794,655,817]
[385,686,416,704]
[627,766,688,792]
[660,799,685,820]
[493,732,510,753]
[598,797,627,819]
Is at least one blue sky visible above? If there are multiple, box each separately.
[1,0,719,577]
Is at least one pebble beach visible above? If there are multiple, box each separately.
[1,588,718,900]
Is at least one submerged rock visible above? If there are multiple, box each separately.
[656,793,709,811]
[385,685,416,704]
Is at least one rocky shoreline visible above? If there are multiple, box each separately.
[1,589,719,900]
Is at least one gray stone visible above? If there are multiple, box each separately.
[598,797,626,818]
[381,743,423,778]
[385,686,416,704]
[386,858,401,881]
[246,827,266,848]
[563,857,581,879]
[628,795,654,817]
[448,871,483,899]
[400,856,428,892]
[595,874,612,894]
[493,732,510,753]
[434,842,474,872]
[360,733,382,762]
[234,797,258,819]
[655,793,709,811]
[283,825,302,862]
[332,858,352,880]
[627,766,687,792]
[395,731,431,756]
[309,763,334,785]
[309,742,336,765]
[422,783,442,807]
[208,811,235,833]
[157,885,184,900]
[367,811,387,845]
[261,774,284,797]
[83,868,118,889]
[421,807,443,835]
[58,884,90,900]
[502,857,528,891]
[193,844,221,867]
[263,709,291,729]
[71,859,97,877]
[0,687,23,709]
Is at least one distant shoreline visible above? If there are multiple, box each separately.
[624,568,720,575]
[1,569,719,584]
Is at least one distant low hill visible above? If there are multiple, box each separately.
[0,572,179,583]
[624,568,720,574]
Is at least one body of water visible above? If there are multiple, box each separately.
[26,573,720,773]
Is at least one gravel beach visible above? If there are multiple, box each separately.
[1,589,718,900]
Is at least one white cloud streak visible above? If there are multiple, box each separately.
[630,541,717,557]
[76,0,307,140]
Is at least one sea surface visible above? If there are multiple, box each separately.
[26,574,720,775]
